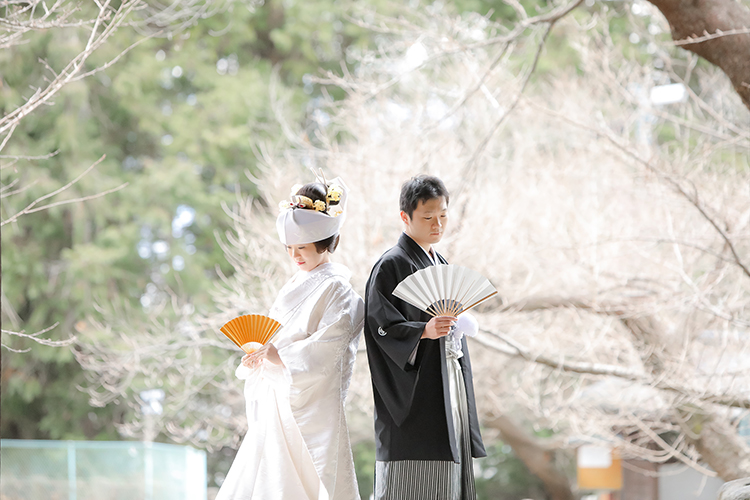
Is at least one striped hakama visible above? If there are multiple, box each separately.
[374,339,476,500]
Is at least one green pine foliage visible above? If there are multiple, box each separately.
[1,6,309,440]
[475,444,551,500]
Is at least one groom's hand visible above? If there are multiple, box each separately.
[422,316,457,339]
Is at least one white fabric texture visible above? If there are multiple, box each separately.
[446,313,478,360]
[454,313,478,339]
[276,177,348,245]
[216,262,364,500]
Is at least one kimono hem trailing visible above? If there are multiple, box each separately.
[216,262,364,500]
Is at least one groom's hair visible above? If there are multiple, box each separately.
[399,175,450,218]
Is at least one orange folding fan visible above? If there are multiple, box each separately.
[219,314,283,354]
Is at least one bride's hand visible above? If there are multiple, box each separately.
[241,353,254,368]
[242,344,284,368]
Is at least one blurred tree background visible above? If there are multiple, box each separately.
[1,0,554,492]
[3,0,748,497]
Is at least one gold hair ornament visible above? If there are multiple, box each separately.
[279,195,315,210]
[326,185,343,204]
[278,176,344,216]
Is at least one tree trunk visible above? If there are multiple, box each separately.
[616,314,750,481]
[675,405,750,481]
[492,295,750,481]
[647,0,750,110]
[484,414,576,500]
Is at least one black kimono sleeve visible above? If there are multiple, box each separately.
[366,257,426,370]
[364,248,438,427]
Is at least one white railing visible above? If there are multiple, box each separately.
[0,439,206,500]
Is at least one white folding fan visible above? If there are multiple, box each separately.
[220,314,283,354]
[392,264,497,316]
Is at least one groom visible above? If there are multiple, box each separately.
[364,175,485,500]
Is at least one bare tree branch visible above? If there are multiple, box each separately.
[675,27,750,46]
[1,155,129,227]
[475,325,750,410]
[1,322,75,352]
[0,0,142,142]
[524,99,750,281]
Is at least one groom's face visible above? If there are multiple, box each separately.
[401,196,449,247]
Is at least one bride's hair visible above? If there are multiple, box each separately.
[295,183,340,254]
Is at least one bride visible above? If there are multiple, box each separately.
[216,177,363,500]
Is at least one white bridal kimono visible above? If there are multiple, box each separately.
[216,262,364,500]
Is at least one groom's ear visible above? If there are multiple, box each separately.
[399,210,411,226]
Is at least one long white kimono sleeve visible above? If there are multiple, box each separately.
[273,283,364,500]
[277,285,363,406]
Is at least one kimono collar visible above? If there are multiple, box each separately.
[270,262,350,322]
[397,232,444,268]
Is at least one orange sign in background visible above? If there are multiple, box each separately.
[577,445,623,490]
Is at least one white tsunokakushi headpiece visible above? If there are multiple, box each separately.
[276,175,348,246]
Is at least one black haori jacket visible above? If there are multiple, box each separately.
[364,233,486,462]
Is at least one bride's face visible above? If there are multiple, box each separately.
[286,243,329,272]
